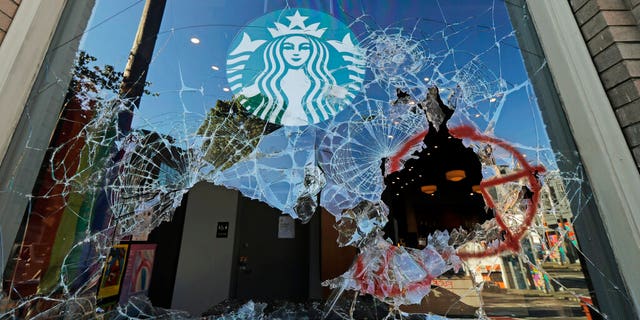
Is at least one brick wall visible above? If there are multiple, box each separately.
[570,0,640,169]
[0,0,20,45]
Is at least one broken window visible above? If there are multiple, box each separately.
[0,0,635,319]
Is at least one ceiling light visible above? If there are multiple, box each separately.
[446,170,466,182]
[421,185,437,194]
[211,65,219,71]
[190,37,201,44]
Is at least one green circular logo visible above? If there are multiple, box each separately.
[227,8,365,126]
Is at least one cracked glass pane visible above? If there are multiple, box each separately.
[0,0,631,319]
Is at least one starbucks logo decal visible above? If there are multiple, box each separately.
[226,9,365,126]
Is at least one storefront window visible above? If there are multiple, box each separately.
[0,0,634,318]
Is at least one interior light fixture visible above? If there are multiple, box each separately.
[190,37,201,44]
[445,170,466,182]
[421,185,437,194]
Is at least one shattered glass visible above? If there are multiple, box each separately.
[334,201,388,247]
[322,232,459,307]
[0,0,630,319]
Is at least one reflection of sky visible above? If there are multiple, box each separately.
[79,0,552,163]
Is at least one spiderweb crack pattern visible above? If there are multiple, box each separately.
[0,1,625,319]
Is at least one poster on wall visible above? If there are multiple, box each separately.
[278,215,295,239]
[97,244,129,299]
[119,244,157,304]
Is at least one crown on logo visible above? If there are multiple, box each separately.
[268,10,326,38]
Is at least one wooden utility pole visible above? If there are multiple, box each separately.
[118,0,167,133]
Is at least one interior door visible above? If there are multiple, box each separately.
[232,196,310,300]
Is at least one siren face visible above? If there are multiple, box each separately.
[282,36,311,68]
[226,9,365,126]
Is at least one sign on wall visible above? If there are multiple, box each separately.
[278,215,295,239]
[227,8,365,126]
[216,221,229,238]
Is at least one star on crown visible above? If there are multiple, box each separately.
[268,10,327,38]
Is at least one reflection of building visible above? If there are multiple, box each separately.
[536,170,578,265]
[463,168,578,293]
[538,171,572,227]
